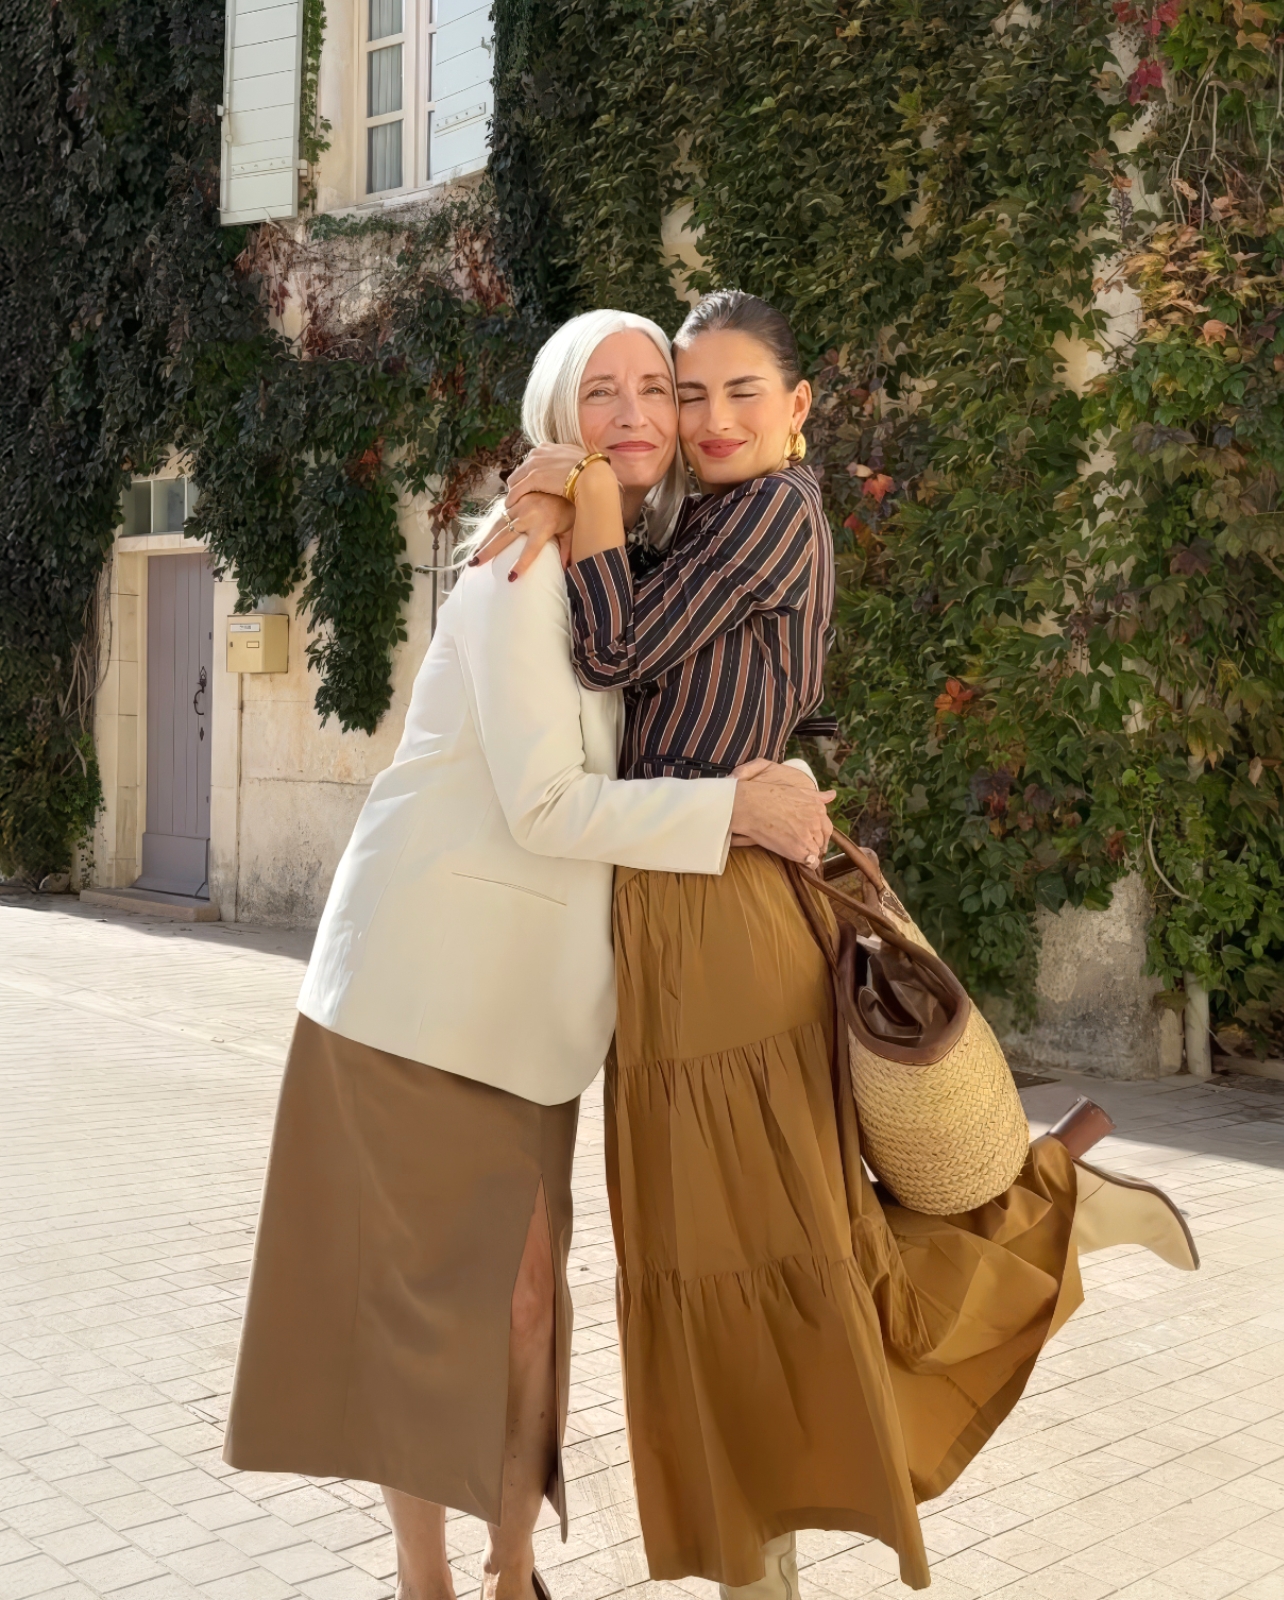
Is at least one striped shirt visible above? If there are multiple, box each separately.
[565,466,834,780]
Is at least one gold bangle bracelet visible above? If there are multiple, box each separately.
[562,451,611,504]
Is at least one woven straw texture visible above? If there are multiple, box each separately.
[849,907,1029,1215]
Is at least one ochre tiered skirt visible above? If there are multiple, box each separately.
[607,848,1082,1590]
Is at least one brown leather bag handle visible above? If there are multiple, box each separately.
[803,864,964,1005]
[803,831,945,972]
[787,832,974,1065]
[785,829,897,965]
[822,829,889,896]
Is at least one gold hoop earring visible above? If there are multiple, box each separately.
[786,430,807,464]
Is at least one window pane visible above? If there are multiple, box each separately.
[152,478,187,534]
[122,482,151,538]
[368,120,403,192]
[368,43,403,116]
[369,0,402,39]
[186,480,201,519]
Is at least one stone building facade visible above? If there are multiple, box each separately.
[84,2,1192,1079]
[89,0,487,924]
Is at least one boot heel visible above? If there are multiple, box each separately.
[1047,1096,1116,1158]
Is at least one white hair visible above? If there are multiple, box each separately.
[455,308,686,562]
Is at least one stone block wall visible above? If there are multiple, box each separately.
[998,873,1182,1080]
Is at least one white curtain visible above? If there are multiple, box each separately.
[368,121,403,192]
[369,0,403,41]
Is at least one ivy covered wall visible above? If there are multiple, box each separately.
[493,0,1284,1051]
[3,0,1282,1051]
[0,0,538,884]
[0,0,249,882]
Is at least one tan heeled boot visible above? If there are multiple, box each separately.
[1072,1159,1199,1270]
[718,1533,800,1600]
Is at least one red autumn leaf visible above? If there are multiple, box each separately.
[843,511,879,549]
[1155,0,1180,23]
[1126,59,1164,103]
[933,677,976,718]
[348,439,385,484]
[862,472,895,504]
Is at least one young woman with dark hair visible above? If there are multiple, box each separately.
[495,289,1197,1598]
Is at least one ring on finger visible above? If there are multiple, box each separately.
[502,510,517,533]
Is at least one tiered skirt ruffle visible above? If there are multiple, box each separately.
[608,848,1080,1590]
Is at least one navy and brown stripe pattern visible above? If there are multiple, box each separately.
[566,466,834,781]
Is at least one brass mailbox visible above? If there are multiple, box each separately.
[227,613,288,673]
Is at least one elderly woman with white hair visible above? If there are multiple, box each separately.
[220,310,832,1600]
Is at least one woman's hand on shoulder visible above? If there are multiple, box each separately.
[471,443,622,579]
[506,442,616,507]
[469,491,574,578]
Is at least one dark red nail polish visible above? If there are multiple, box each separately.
[508,570,517,582]
[468,556,479,566]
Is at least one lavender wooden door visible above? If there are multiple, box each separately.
[136,554,214,897]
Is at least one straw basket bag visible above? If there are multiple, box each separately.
[787,831,1029,1215]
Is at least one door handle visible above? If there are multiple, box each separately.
[193,665,207,717]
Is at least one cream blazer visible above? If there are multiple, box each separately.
[296,540,738,1106]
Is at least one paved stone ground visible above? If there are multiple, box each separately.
[1,893,1283,1600]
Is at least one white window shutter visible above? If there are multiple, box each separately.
[220,0,305,225]
[430,0,493,183]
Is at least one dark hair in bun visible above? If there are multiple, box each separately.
[673,289,803,386]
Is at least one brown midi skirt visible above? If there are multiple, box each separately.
[223,1014,580,1531]
[608,848,1082,1591]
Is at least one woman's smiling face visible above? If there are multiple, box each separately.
[576,330,679,496]
[674,328,811,488]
